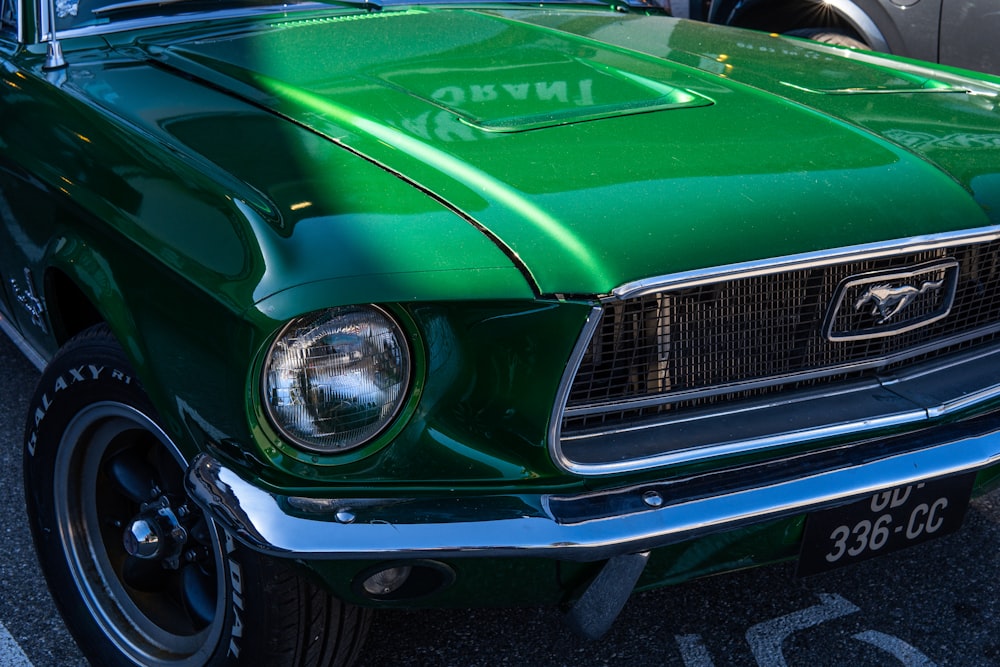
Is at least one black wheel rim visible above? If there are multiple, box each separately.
[54,402,227,666]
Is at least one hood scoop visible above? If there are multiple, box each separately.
[162,9,713,134]
[376,54,712,133]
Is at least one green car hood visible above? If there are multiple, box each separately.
[150,9,1000,296]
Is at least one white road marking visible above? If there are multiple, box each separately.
[853,630,938,667]
[745,593,860,667]
[0,621,32,667]
[675,633,716,667]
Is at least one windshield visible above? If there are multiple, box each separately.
[1,0,15,31]
[50,0,665,34]
[53,0,309,32]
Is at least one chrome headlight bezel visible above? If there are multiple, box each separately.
[261,305,414,455]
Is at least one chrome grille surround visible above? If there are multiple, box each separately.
[549,227,1000,475]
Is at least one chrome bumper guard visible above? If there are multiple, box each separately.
[185,422,1000,563]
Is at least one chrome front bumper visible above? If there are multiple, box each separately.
[185,419,1000,563]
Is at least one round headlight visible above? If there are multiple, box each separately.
[263,306,411,453]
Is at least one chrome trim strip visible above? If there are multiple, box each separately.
[557,347,1000,475]
[16,0,25,43]
[612,226,1000,300]
[547,304,603,453]
[562,412,928,475]
[882,340,1000,385]
[550,226,1000,475]
[37,0,51,42]
[0,312,47,371]
[930,381,1000,418]
[186,426,1000,561]
[563,379,891,441]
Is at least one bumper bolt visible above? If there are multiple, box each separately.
[642,490,664,508]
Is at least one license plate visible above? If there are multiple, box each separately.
[797,473,975,577]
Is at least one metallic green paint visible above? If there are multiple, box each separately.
[2,2,997,487]
[3,0,1000,617]
[151,10,998,295]
[243,300,593,485]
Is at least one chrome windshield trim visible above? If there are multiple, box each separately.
[37,0,50,42]
[186,425,1000,561]
[611,226,1000,300]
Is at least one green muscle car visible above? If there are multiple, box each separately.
[2,0,1000,663]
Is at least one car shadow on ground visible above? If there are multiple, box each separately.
[356,492,1000,667]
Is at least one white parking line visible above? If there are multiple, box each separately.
[676,634,716,667]
[853,630,938,667]
[745,593,860,667]
[0,621,32,667]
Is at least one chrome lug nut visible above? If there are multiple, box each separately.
[123,519,160,559]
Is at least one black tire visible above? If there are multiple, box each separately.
[23,324,371,667]
[785,27,871,50]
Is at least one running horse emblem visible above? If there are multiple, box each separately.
[854,279,945,324]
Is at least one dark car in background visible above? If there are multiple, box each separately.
[669,0,999,74]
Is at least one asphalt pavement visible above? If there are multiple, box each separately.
[0,335,86,665]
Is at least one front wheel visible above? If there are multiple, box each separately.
[23,325,371,666]
[785,27,871,50]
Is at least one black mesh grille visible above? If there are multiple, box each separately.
[564,239,1000,435]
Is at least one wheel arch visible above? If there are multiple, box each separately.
[39,232,141,356]
[711,0,891,52]
[43,267,107,348]
[36,231,268,467]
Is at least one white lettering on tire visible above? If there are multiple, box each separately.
[224,533,244,659]
[26,365,128,456]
